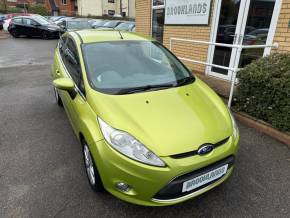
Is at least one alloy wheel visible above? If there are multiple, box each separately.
[83,144,96,186]
[42,31,49,39]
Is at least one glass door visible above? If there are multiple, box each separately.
[151,0,165,43]
[208,0,278,80]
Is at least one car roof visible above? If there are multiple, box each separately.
[68,30,154,44]
[65,18,90,21]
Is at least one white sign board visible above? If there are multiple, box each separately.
[165,0,211,25]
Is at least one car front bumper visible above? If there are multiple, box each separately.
[90,135,239,206]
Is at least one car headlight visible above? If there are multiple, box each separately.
[228,109,238,140]
[97,117,165,167]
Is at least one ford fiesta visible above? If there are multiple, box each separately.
[51,30,239,206]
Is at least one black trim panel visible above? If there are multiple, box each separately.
[153,155,234,200]
[170,137,230,159]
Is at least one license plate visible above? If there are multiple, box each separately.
[182,164,228,192]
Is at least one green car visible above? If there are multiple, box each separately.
[51,30,239,206]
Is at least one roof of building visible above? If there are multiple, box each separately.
[71,29,154,44]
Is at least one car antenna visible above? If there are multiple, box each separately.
[117,30,124,40]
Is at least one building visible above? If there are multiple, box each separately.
[136,0,290,81]
[77,0,135,18]
[3,0,77,16]
[45,0,77,16]
[5,0,42,7]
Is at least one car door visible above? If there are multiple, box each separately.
[53,36,76,127]
[11,17,23,34]
[22,18,39,37]
[60,37,88,135]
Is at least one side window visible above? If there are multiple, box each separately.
[23,18,37,25]
[13,18,22,24]
[59,36,67,59]
[63,38,83,90]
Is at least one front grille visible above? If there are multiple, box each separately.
[170,137,230,159]
[153,155,234,200]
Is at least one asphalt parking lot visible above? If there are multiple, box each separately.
[0,35,289,218]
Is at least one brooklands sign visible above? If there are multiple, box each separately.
[165,0,211,25]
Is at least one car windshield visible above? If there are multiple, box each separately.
[33,16,50,25]
[115,22,135,31]
[82,40,194,94]
[103,21,120,28]
[67,21,90,29]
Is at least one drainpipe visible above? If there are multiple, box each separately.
[120,0,122,16]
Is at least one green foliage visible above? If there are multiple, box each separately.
[28,4,49,16]
[0,3,4,13]
[234,53,290,132]
[7,7,22,13]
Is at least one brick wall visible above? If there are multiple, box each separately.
[163,26,212,73]
[135,0,151,35]
[274,0,290,52]
[45,0,76,16]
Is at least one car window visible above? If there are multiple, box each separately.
[103,21,120,28]
[59,36,67,59]
[63,38,84,93]
[23,18,37,26]
[67,21,90,29]
[82,40,193,94]
[32,16,49,25]
[13,18,22,24]
[115,23,135,31]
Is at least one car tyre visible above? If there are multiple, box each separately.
[10,29,19,38]
[41,31,49,39]
[53,87,63,107]
[82,139,104,192]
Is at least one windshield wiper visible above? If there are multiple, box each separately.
[116,83,175,95]
[175,76,195,87]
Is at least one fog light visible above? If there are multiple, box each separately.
[116,182,131,192]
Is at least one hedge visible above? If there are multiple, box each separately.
[0,4,49,16]
[234,53,290,132]
[28,4,49,16]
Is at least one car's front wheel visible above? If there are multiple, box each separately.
[10,29,19,38]
[53,87,63,107]
[82,140,104,192]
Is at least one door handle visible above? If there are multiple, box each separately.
[55,69,60,76]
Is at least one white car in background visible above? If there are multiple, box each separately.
[3,19,11,32]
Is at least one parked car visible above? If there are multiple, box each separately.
[88,19,103,26]
[91,20,109,28]
[217,25,255,43]
[95,20,123,29]
[114,21,135,32]
[59,18,92,34]
[49,16,66,22]
[54,17,72,26]
[243,28,269,45]
[51,30,239,206]
[8,15,61,39]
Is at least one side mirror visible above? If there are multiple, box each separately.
[53,78,75,91]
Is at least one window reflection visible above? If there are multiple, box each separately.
[153,0,165,7]
[239,0,274,67]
